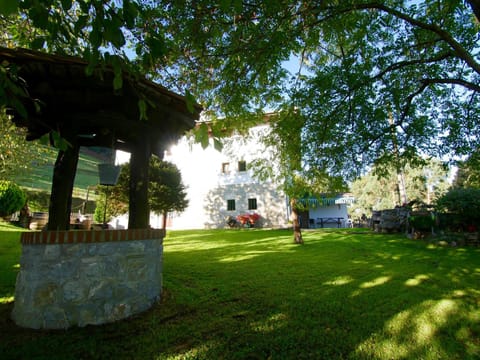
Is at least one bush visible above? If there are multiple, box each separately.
[435,187,480,229]
[0,180,26,217]
[409,213,435,231]
[93,186,127,224]
[24,189,50,212]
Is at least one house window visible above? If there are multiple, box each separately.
[227,199,236,211]
[248,198,257,210]
[222,162,230,174]
[238,160,247,172]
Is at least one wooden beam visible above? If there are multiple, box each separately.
[47,139,80,230]
[128,137,151,229]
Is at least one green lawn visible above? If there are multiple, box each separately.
[0,226,479,359]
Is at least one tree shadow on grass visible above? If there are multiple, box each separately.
[1,230,479,359]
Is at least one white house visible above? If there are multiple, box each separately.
[164,123,290,229]
[162,122,354,230]
[112,121,354,230]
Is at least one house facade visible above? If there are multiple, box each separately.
[164,123,290,229]
[162,123,354,230]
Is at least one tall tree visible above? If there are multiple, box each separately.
[0,111,51,180]
[350,160,450,218]
[2,1,480,238]
[159,1,479,243]
[453,149,480,188]
[3,1,480,162]
[148,157,189,230]
[103,156,188,230]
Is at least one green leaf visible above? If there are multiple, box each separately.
[123,0,138,28]
[195,123,209,149]
[185,89,196,114]
[30,37,45,50]
[28,5,49,29]
[0,0,18,16]
[89,28,102,48]
[113,73,123,90]
[138,99,147,121]
[51,131,71,151]
[147,34,166,59]
[104,20,126,48]
[109,55,123,90]
[213,137,223,151]
[74,15,89,33]
[60,0,72,11]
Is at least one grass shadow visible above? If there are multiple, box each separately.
[1,228,479,359]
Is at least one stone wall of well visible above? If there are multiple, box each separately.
[12,229,164,329]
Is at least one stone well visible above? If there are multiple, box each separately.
[12,228,164,329]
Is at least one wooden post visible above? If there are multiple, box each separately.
[47,140,80,230]
[129,137,151,229]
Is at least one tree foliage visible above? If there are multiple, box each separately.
[0,179,26,216]
[95,156,188,227]
[453,149,480,188]
[435,187,480,227]
[2,1,479,172]
[0,111,51,180]
[131,1,480,178]
[93,184,128,224]
[147,157,189,216]
[350,160,450,218]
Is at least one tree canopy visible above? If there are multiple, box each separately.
[1,0,479,191]
[350,159,450,218]
[0,111,51,180]
[453,148,480,188]
[96,156,188,229]
[156,0,480,179]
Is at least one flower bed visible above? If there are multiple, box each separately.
[236,213,260,228]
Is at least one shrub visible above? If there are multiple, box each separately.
[0,180,26,217]
[435,187,480,229]
[409,213,436,231]
[24,189,50,212]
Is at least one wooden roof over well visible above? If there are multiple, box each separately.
[0,47,201,155]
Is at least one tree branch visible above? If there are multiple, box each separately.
[371,51,454,82]
[311,2,480,77]
[348,2,480,76]
[421,77,480,93]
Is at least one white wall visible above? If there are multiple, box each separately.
[308,204,350,228]
[165,124,289,229]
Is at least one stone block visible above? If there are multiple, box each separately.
[13,232,163,329]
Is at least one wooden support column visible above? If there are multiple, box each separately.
[47,140,80,230]
[128,137,151,229]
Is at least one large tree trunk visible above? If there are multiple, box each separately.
[47,141,80,230]
[290,198,304,244]
[128,138,150,229]
[162,211,168,231]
